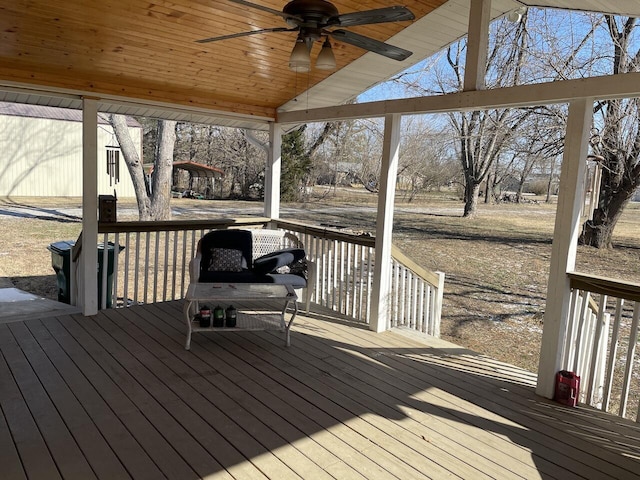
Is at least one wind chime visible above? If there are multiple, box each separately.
[106,134,120,187]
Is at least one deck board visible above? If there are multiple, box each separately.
[0,327,61,480]
[8,321,130,480]
[142,304,400,480]
[0,300,639,479]
[42,316,200,480]
[100,307,323,480]
[232,326,544,479]
[114,306,343,478]
[160,306,441,480]
[1,322,98,480]
[23,319,167,480]
[314,319,638,479]
[347,321,640,476]
[337,322,640,477]
[247,323,542,480]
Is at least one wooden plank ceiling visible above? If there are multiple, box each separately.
[0,1,449,120]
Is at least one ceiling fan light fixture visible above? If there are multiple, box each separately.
[315,38,336,70]
[289,38,311,71]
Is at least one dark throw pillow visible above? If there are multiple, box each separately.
[207,248,244,272]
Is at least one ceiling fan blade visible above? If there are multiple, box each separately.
[329,6,415,27]
[196,27,294,44]
[227,0,304,23]
[330,30,413,61]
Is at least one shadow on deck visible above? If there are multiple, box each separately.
[0,301,639,479]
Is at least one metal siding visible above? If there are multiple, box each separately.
[0,115,140,197]
[0,115,81,196]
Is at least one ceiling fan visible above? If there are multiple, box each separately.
[197,0,415,72]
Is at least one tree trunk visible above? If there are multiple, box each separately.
[580,184,635,248]
[463,182,481,217]
[110,114,152,220]
[545,160,555,203]
[516,177,526,203]
[484,172,492,204]
[150,120,176,221]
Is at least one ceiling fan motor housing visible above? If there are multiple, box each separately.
[283,0,339,29]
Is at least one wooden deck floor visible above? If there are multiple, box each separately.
[1,301,639,480]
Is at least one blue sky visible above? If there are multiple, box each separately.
[356,8,639,104]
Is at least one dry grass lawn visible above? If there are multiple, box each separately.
[1,190,639,375]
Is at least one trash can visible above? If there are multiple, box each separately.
[97,242,125,309]
[48,240,124,309]
[47,240,76,304]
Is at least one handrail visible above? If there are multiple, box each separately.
[568,272,640,302]
[274,219,376,248]
[98,217,271,233]
[276,219,444,334]
[391,245,442,287]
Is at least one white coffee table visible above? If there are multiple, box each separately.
[183,283,298,350]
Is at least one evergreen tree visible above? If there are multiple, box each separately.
[281,126,312,202]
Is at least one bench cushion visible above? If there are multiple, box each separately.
[252,248,305,275]
[263,273,307,288]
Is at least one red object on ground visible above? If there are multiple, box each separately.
[554,370,580,406]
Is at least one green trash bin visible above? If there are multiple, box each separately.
[47,240,76,304]
[48,240,124,308]
[97,242,125,309]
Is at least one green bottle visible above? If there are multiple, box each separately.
[213,305,225,327]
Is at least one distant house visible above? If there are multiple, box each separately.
[0,102,141,197]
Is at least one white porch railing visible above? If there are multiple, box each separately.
[565,272,640,421]
[275,220,444,334]
[93,218,269,308]
[86,218,444,336]
[390,247,445,337]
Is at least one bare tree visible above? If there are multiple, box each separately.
[309,119,382,194]
[397,117,458,201]
[110,115,176,220]
[384,10,607,217]
[391,16,534,216]
[581,16,640,248]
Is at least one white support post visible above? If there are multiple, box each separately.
[81,97,99,316]
[464,0,491,91]
[370,114,401,333]
[264,122,282,219]
[536,98,593,398]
